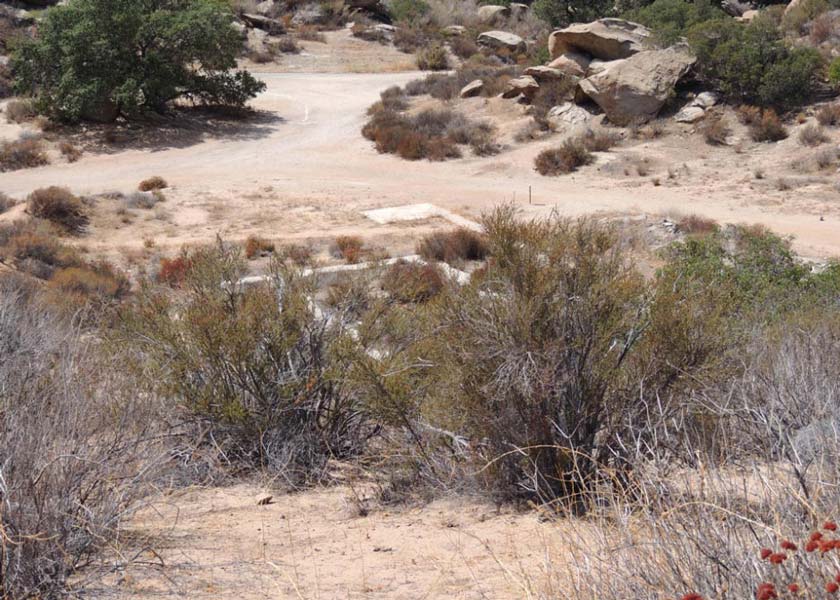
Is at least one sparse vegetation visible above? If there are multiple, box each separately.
[244,235,275,259]
[5,98,36,123]
[381,259,445,303]
[817,103,840,126]
[333,235,364,263]
[416,43,449,71]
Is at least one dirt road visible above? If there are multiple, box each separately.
[2,70,838,258]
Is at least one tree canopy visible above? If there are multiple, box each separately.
[12,0,266,123]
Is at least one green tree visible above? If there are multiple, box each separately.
[625,0,724,46]
[12,0,265,123]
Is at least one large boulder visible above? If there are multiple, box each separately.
[547,103,593,132]
[245,28,269,55]
[241,12,285,34]
[477,30,526,53]
[547,50,591,78]
[548,18,651,61]
[477,5,511,24]
[502,75,539,99]
[510,3,529,19]
[578,45,696,125]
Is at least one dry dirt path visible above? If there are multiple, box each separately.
[105,483,586,600]
[1,70,838,258]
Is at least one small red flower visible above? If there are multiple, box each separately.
[821,541,834,553]
[826,581,839,594]
[768,552,787,564]
[681,594,704,600]
[787,583,800,593]
[760,548,773,560]
[806,540,820,552]
[836,573,840,584]
[811,531,824,542]
[756,582,778,600]
[780,540,798,551]
[825,521,838,532]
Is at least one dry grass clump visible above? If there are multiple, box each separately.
[700,112,731,145]
[530,78,577,124]
[363,107,496,161]
[0,137,49,171]
[629,119,665,140]
[0,192,15,213]
[5,98,36,123]
[381,259,445,303]
[367,86,408,115]
[580,128,621,152]
[273,36,301,54]
[0,284,158,599]
[244,235,275,259]
[279,243,312,265]
[417,228,489,264]
[798,123,829,146]
[404,64,518,100]
[333,235,364,264]
[449,35,479,59]
[677,214,718,235]
[815,147,839,169]
[416,43,449,71]
[535,138,593,176]
[138,176,168,191]
[750,109,789,142]
[27,187,89,234]
[123,190,165,209]
[59,140,82,162]
[816,103,840,126]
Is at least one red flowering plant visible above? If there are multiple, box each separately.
[680,521,840,599]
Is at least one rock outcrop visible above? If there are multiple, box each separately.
[548,18,651,61]
[502,75,539,100]
[547,50,591,78]
[578,45,696,125]
[547,103,593,131]
[477,30,526,54]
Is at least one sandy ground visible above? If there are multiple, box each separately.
[1,31,839,261]
[102,483,583,600]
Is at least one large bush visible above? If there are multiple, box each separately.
[533,0,614,27]
[12,0,266,123]
[119,244,370,482]
[687,15,823,110]
[625,0,724,45]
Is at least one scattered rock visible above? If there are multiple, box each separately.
[524,66,567,82]
[245,28,269,54]
[255,0,277,16]
[674,105,706,123]
[502,75,539,100]
[510,3,529,19]
[547,50,592,78]
[693,91,719,109]
[547,102,593,131]
[442,25,467,36]
[460,79,485,98]
[548,18,651,61]
[477,30,526,54]
[477,5,511,24]
[579,45,696,125]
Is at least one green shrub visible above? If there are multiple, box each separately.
[829,57,840,87]
[625,0,724,46]
[533,0,613,27]
[417,228,490,264]
[388,0,431,23]
[118,245,370,480]
[688,16,823,110]
[12,0,265,122]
